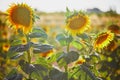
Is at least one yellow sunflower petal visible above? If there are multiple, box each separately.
[66,13,90,35]
[7,3,33,34]
[94,31,114,51]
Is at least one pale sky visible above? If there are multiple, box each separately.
[0,0,120,13]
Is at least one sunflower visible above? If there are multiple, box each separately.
[42,25,50,34]
[108,24,120,34]
[7,3,34,34]
[94,31,114,50]
[2,31,8,39]
[2,43,10,52]
[105,40,117,51]
[75,58,85,65]
[65,13,90,35]
[21,37,27,45]
[31,38,39,43]
[40,49,54,58]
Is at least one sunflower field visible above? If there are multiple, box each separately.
[0,3,120,80]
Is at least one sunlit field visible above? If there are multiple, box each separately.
[0,2,120,80]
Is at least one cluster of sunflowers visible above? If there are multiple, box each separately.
[64,8,120,79]
[0,3,33,79]
[65,10,119,52]
[0,3,58,80]
[0,3,120,80]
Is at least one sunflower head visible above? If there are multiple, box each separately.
[21,37,27,45]
[40,49,54,58]
[108,24,120,34]
[42,26,50,34]
[2,31,8,39]
[7,3,34,34]
[2,43,10,52]
[94,31,114,51]
[105,40,117,51]
[31,38,39,43]
[75,58,85,65]
[65,12,90,35]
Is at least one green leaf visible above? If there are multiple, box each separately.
[70,66,98,80]
[11,40,22,46]
[57,51,79,64]
[10,52,24,59]
[36,57,51,69]
[71,41,83,50]
[33,44,53,53]
[49,68,68,80]
[77,33,90,40]
[19,60,48,79]
[80,64,97,80]
[56,34,66,46]
[8,43,31,59]
[66,7,70,12]
[29,27,47,39]
[43,75,50,80]
[58,58,67,68]
[64,51,79,64]
[56,52,67,67]
[56,34,73,46]
[32,64,48,78]
[31,72,42,80]
[9,42,33,53]
[5,68,17,78]
[19,60,48,74]
[19,60,33,74]
[57,52,65,62]
[5,68,23,80]
[34,15,40,19]
[65,7,73,18]
[29,32,47,39]
[67,35,73,44]
[47,54,56,63]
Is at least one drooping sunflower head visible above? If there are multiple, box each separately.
[94,31,114,51]
[7,3,34,34]
[105,40,117,51]
[65,12,90,35]
[108,24,120,34]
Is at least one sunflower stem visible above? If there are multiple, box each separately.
[64,41,70,80]
[67,43,70,53]
[65,42,70,72]
[27,47,32,80]
[27,50,31,64]
[26,34,32,79]
[65,65,68,72]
